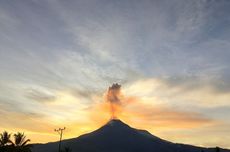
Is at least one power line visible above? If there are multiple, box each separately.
[54,127,66,152]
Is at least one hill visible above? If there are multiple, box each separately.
[32,119,230,152]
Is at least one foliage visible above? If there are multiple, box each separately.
[0,131,31,152]
[0,131,12,146]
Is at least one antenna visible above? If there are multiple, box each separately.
[54,127,66,152]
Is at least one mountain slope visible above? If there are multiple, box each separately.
[32,119,229,152]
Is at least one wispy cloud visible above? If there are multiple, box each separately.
[0,0,230,148]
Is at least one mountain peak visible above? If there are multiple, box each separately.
[99,119,131,131]
[106,119,126,126]
[32,118,230,152]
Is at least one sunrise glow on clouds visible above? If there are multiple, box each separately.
[0,0,230,148]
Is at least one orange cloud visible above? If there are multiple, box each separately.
[0,81,227,148]
[86,87,215,131]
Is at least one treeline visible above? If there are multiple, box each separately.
[0,131,31,152]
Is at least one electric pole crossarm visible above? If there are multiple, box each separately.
[54,127,66,152]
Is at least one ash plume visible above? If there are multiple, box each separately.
[106,83,122,119]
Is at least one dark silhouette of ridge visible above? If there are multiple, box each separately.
[32,119,230,152]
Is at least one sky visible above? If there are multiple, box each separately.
[0,0,230,148]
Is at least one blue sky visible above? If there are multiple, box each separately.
[0,0,230,148]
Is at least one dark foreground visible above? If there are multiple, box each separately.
[32,119,230,152]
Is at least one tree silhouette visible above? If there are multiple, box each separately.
[0,131,32,152]
[0,131,13,152]
[11,132,32,152]
[0,131,12,146]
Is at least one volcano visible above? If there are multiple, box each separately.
[32,119,229,152]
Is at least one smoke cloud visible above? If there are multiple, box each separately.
[106,83,122,119]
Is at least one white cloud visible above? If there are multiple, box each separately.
[123,77,230,108]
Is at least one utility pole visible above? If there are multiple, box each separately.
[54,127,66,152]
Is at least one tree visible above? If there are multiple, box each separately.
[0,131,12,146]
[12,132,32,152]
[0,131,13,152]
